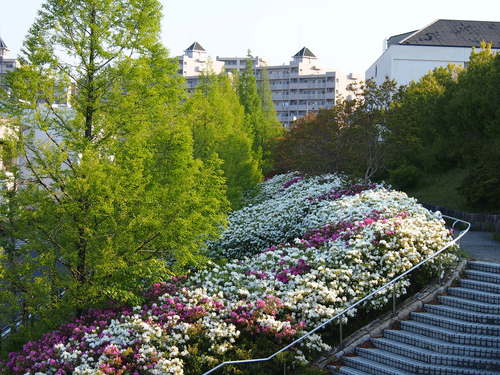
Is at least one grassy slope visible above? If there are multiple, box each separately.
[406,169,473,212]
[407,168,498,214]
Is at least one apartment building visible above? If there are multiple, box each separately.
[366,19,500,86]
[177,42,269,92]
[0,35,74,107]
[0,37,17,175]
[255,47,359,127]
[216,55,268,74]
[0,37,18,89]
[177,42,224,92]
[178,42,360,127]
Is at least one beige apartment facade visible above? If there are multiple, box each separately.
[178,42,360,127]
[177,42,225,92]
[255,47,359,127]
[0,37,18,89]
[216,55,268,74]
[0,37,18,177]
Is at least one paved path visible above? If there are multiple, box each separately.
[460,231,500,263]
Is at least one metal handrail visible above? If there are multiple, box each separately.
[202,214,470,374]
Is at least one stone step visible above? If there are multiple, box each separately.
[424,304,500,325]
[410,312,500,335]
[384,329,500,359]
[401,320,500,347]
[371,337,500,369]
[465,269,500,284]
[468,261,500,274]
[461,279,500,295]
[340,356,415,375]
[447,287,500,304]
[356,347,499,375]
[438,295,500,314]
[329,261,500,375]
[327,366,372,375]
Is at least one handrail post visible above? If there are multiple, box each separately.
[392,284,397,316]
[339,319,343,347]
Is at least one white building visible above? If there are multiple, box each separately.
[216,55,268,74]
[0,36,18,89]
[178,42,225,92]
[0,37,18,175]
[179,43,360,127]
[366,19,500,86]
[0,35,74,107]
[256,47,359,127]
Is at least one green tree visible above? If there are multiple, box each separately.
[338,79,398,181]
[386,65,461,177]
[273,111,347,175]
[188,73,261,208]
[257,67,283,172]
[447,44,500,209]
[273,79,398,180]
[237,60,281,174]
[0,0,228,329]
[386,43,500,209]
[445,44,499,161]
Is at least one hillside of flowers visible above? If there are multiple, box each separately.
[1,173,459,375]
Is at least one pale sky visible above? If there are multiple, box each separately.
[1,0,499,74]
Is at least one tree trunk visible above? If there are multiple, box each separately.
[84,6,97,140]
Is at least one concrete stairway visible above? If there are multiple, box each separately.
[329,261,500,375]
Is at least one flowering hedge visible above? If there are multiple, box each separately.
[210,173,426,259]
[210,172,368,258]
[1,173,458,375]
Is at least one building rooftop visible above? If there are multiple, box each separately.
[392,19,500,48]
[293,47,316,58]
[386,30,417,46]
[0,36,7,50]
[185,41,206,52]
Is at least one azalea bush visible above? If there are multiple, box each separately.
[1,173,459,375]
[211,173,431,259]
[210,172,375,258]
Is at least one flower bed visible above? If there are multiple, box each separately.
[1,174,458,375]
